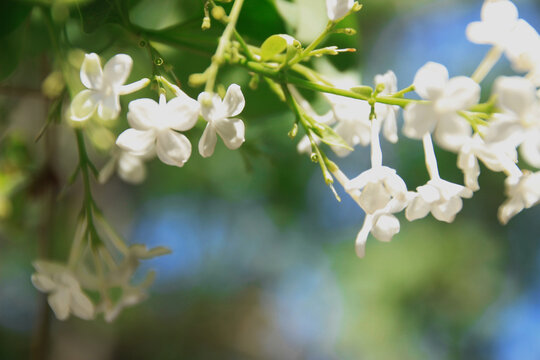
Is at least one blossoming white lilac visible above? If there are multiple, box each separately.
[70,53,149,122]
[30,0,540,322]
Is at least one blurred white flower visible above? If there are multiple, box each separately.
[499,171,540,224]
[70,53,149,122]
[374,70,399,143]
[198,84,246,158]
[117,151,147,184]
[98,148,151,185]
[403,62,479,151]
[345,166,410,257]
[485,76,540,167]
[116,92,200,167]
[405,178,473,223]
[31,261,95,321]
[458,133,519,191]
[504,20,540,77]
[466,0,520,47]
[326,0,354,21]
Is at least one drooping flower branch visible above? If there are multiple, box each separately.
[25,0,540,321]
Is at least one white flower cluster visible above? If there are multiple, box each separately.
[31,218,171,322]
[299,0,540,257]
[70,53,246,184]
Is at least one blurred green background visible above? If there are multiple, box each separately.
[1,0,540,359]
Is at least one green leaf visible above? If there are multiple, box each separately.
[310,122,353,150]
[260,34,299,62]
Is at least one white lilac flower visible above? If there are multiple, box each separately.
[70,53,149,122]
[198,84,246,158]
[499,171,540,224]
[100,270,156,323]
[403,62,480,151]
[504,20,540,77]
[466,0,520,47]
[405,178,473,223]
[326,0,354,22]
[374,70,399,143]
[116,92,200,167]
[406,133,473,223]
[31,261,95,321]
[117,151,147,184]
[328,98,371,156]
[345,166,410,257]
[457,133,518,191]
[485,76,540,167]
[86,244,169,322]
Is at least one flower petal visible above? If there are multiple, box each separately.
[521,131,540,168]
[403,103,437,139]
[103,54,133,87]
[199,123,218,158]
[358,182,391,214]
[163,96,200,131]
[156,130,192,167]
[326,0,354,21]
[118,153,146,184]
[31,273,56,292]
[119,78,151,95]
[405,195,430,221]
[434,114,472,152]
[80,53,103,90]
[198,92,223,123]
[431,196,463,223]
[127,98,159,130]
[214,117,245,150]
[372,214,400,242]
[413,62,448,100]
[494,76,536,116]
[116,129,156,155]
[437,76,480,112]
[49,290,71,320]
[222,84,245,117]
[70,90,98,122]
[382,107,398,143]
[70,290,95,320]
[97,94,120,121]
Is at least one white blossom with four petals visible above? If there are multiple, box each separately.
[70,53,149,122]
[198,84,246,158]
[466,0,520,48]
[116,92,200,167]
[345,166,411,257]
[403,62,479,151]
[406,178,473,223]
[31,261,95,321]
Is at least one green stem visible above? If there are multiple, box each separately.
[240,60,420,107]
[233,29,256,62]
[75,130,101,248]
[471,46,502,83]
[393,84,415,98]
[287,21,334,67]
[204,0,245,93]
